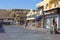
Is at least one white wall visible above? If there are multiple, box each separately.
[57,14,60,28]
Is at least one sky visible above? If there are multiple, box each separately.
[0,0,42,9]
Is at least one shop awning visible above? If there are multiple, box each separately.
[35,16,41,21]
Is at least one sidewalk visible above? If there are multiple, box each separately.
[19,25,50,32]
[24,27,48,32]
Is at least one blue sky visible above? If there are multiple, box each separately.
[0,0,42,9]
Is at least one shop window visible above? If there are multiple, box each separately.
[53,18,55,23]
[53,18,57,25]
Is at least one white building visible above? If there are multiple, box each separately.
[26,9,37,28]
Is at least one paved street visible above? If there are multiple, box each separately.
[0,25,60,40]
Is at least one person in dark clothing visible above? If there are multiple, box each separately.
[0,21,5,33]
[25,22,28,27]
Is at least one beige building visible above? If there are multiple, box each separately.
[0,9,30,25]
[0,9,9,19]
[37,0,60,11]
[11,9,30,24]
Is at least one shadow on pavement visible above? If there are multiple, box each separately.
[56,32,60,34]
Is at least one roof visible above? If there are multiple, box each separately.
[27,9,35,16]
[36,1,44,7]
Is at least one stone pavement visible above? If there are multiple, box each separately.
[0,25,51,40]
[23,26,48,32]
[0,25,60,40]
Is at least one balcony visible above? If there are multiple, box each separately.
[49,0,55,3]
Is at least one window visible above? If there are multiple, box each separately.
[54,2,58,7]
[46,4,48,9]
[54,3,56,7]
[56,2,58,5]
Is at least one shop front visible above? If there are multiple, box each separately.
[44,14,60,33]
[43,8,60,33]
[43,14,58,29]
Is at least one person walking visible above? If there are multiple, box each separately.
[53,22,57,33]
[50,24,54,34]
[25,22,28,27]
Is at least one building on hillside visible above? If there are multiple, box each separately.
[36,0,60,32]
[0,9,30,25]
[11,9,30,25]
[0,9,8,20]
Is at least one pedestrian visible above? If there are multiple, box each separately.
[25,22,28,27]
[50,25,54,34]
[53,22,57,33]
[0,20,5,33]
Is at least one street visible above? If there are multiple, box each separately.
[0,25,60,40]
